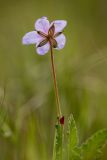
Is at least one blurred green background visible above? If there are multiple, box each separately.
[0,0,107,159]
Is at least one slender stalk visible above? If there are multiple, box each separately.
[50,45,62,118]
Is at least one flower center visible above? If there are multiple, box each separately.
[37,24,61,48]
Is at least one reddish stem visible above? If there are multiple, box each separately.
[50,45,62,118]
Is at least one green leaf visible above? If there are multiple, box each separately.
[52,118,63,160]
[80,129,107,160]
[67,114,78,149]
[67,114,79,160]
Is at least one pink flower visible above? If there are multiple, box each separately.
[22,17,67,55]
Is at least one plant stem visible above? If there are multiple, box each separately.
[50,45,62,118]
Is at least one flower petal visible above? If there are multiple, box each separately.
[22,31,44,45]
[51,20,67,33]
[55,34,66,50]
[36,42,50,55]
[35,17,50,34]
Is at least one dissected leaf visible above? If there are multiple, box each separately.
[69,149,81,160]
[67,114,78,149]
[67,114,79,160]
[80,129,107,160]
[52,118,63,160]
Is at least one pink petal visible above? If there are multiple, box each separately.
[22,31,44,45]
[36,42,50,55]
[51,20,67,33]
[35,17,50,34]
[55,34,66,50]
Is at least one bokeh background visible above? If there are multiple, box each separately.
[0,0,107,159]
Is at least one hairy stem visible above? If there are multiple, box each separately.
[50,45,62,118]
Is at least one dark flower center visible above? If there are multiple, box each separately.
[37,24,62,48]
